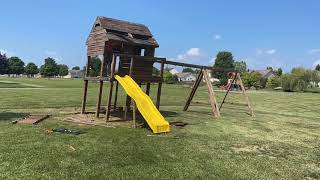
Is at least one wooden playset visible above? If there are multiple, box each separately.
[80,16,254,132]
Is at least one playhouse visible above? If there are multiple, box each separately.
[80,16,254,133]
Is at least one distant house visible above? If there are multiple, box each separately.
[169,68,179,75]
[203,69,220,83]
[253,69,275,79]
[176,72,197,82]
[64,70,84,79]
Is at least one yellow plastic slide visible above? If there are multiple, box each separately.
[115,75,170,134]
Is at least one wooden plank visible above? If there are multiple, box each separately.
[238,74,255,117]
[15,115,49,125]
[95,80,104,118]
[183,70,203,111]
[81,56,91,114]
[106,55,116,120]
[146,83,151,95]
[203,69,220,118]
[156,60,164,109]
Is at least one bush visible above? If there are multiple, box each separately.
[266,76,281,89]
[281,74,308,92]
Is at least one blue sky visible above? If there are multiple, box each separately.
[0,0,319,72]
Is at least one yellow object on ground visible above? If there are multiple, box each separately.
[115,75,170,133]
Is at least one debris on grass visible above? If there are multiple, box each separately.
[12,114,49,125]
[47,127,86,135]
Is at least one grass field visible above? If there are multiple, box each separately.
[0,77,319,179]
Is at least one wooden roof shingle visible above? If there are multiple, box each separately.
[97,16,153,37]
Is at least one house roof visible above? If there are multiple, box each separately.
[253,69,274,78]
[92,16,159,47]
[176,72,195,78]
[98,16,153,37]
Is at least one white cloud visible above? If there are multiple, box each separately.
[186,48,201,57]
[309,49,320,54]
[213,34,222,40]
[266,49,276,55]
[0,49,15,57]
[176,48,203,61]
[256,48,277,55]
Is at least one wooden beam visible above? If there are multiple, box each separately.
[95,81,104,117]
[106,54,116,120]
[81,56,91,114]
[113,81,119,109]
[183,70,203,111]
[156,60,164,109]
[81,80,89,114]
[132,101,137,128]
[146,83,151,95]
[203,69,220,118]
[95,55,106,117]
[238,74,255,117]
[124,57,134,120]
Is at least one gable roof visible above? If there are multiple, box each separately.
[253,69,274,78]
[97,16,153,37]
[176,72,196,78]
[87,16,159,48]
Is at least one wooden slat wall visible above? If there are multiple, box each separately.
[87,26,108,56]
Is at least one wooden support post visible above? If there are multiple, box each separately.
[81,56,91,114]
[113,81,119,110]
[183,70,203,111]
[156,60,164,109]
[124,57,134,120]
[146,83,151,95]
[132,101,136,128]
[81,80,88,114]
[106,54,116,121]
[95,81,104,117]
[238,74,255,117]
[203,69,220,118]
[95,56,106,117]
[219,75,237,111]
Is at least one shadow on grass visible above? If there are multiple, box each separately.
[0,112,29,121]
[160,110,179,118]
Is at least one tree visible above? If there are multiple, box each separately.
[40,57,59,77]
[182,68,194,73]
[152,67,160,76]
[58,64,69,77]
[315,64,320,71]
[212,51,235,85]
[241,71,262,89]
[7,57,25,76]
[276,68,283,76]
[25,63,39,77]
[72,66,80,70]
[267,67,273,71]
[89,57,101,77]
[266,76,281,88]
[0,53,8,74]
[163,71,177,84]
[234,61,247,73]
[311,70,320,87]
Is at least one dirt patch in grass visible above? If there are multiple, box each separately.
[231,144,266,153]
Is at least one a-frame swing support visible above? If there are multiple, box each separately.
[183,70,255,118]
[184,69,220,118]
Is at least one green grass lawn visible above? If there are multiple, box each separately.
[0,77,319,179]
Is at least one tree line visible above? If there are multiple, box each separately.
[212,51,320,92]
[0,53,80,77]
